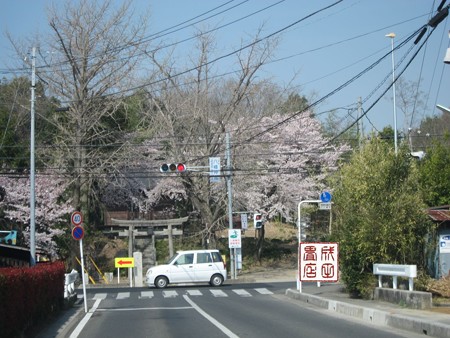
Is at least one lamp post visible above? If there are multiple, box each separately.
[386,33,398,155]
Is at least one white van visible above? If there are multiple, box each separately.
[145,250,227,288]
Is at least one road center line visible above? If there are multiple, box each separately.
[183,295,239,338]
[69,298,102,338]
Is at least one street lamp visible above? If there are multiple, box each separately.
[386,32,398,155]
[436,104,450,114]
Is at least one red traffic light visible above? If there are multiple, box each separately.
[254,213,263,228]
[160,163,186,173]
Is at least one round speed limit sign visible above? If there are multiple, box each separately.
[71,211,83,226]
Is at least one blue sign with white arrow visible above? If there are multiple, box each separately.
[320,191,332,203]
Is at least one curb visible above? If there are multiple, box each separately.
[285,289,450,338]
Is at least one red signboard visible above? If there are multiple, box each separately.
[299,242,339,282]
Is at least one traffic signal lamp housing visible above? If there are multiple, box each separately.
[160,163,187,173]
[254,213,263,229]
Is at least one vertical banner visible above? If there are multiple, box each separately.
[209,157,221,182]
[240,214,248,230]
[299,242,339,282]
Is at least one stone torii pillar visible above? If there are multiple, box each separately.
[111,216,189,257]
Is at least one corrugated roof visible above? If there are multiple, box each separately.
[427,206,450,222]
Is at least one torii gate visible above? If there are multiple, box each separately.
[111,216,189,258]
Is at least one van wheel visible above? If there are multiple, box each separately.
[210,274,224,287]
[155,276,168,288]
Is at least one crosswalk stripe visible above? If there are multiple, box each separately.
[89,288,275,300]
[116,292,130,299]
[210,289,228,297]
[140,291,154,299]
[187,290,203,296]
[163,290,178,298]
[254,288,274,295]
[93,293,107,300]
[233,289,252,297]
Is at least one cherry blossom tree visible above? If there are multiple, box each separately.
[234,112,350,222]
[0,173,72,257]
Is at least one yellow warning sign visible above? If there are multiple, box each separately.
[115,257,135,268]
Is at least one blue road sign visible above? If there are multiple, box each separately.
[320,191,332,203]
[72,226,84,241]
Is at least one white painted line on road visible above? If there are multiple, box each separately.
[93,293,107,299]
[69,298,102,338]
[210,289,228,297]
[183,295,239,338]
[187,289,203,296]
[140,291,154,299]
[116,292,129,299]
[254,288,274,295]
[96,306,192,312]
[233,289,252,297]
[163,290,178,298]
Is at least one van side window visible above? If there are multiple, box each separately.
[211,252,223,263]
[197,253,212,263]
[176,253,194,265]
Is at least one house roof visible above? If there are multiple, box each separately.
[427,205,450,222]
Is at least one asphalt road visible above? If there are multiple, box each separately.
[66,282,424,338]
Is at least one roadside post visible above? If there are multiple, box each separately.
[71,211,87,313]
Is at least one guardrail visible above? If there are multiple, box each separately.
[373,264,417,291]
[64,269,79,299]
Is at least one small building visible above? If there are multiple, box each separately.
[428,205,450,278]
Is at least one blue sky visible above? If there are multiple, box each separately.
[1,0,449,136]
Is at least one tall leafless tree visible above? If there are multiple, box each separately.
[31,0,150,225]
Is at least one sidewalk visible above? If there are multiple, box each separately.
[238,268,450,338]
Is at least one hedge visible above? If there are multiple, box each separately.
[0,261,65,337]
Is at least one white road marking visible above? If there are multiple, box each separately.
[97,306,192,312]
[254,288,274,295]
[210,289,228,297]
[116,292,129,299]
[183,295,239,338]
[93,293,107,300]
[163,290,178,298]
[187,289,203,296]
[233,289,252,297]
[140,291,154,299]
[69,298,102,338]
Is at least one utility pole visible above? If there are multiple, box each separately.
[357,96,363,147]
[30,47,36,266]
[226,132,236,280]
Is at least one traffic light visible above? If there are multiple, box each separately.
[254,213,263,229]
[160,163,187,173]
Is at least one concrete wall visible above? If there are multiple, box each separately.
[374,287,432,309]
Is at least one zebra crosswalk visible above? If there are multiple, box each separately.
[87,288,274,301]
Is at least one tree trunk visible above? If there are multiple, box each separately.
[255,225,265,263]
